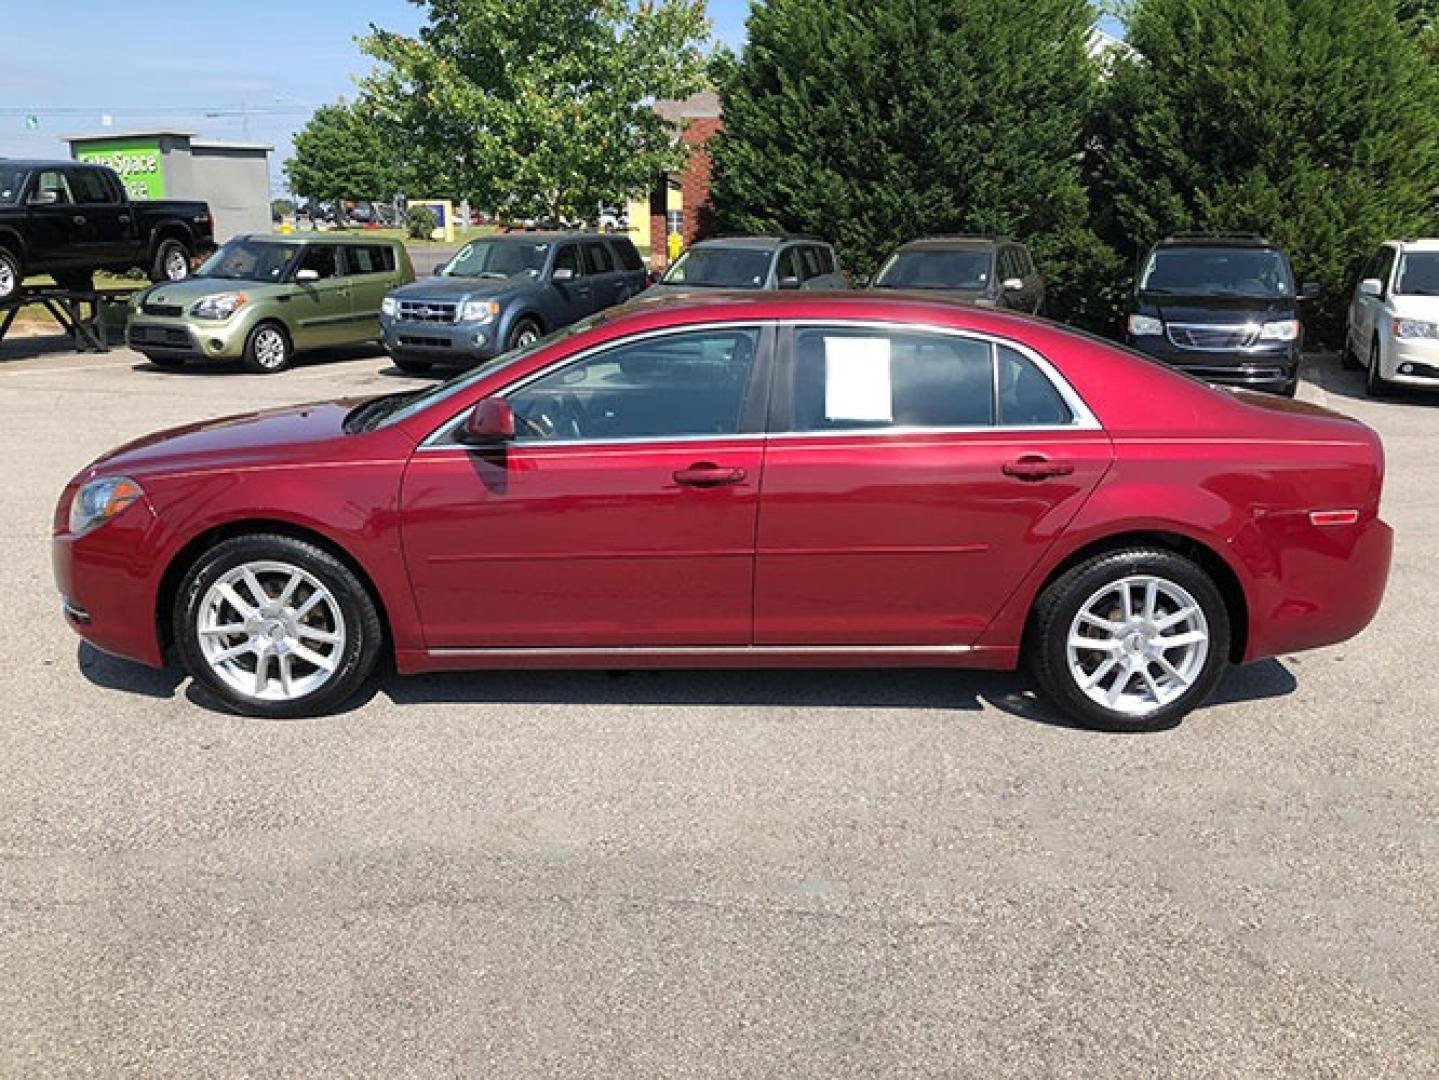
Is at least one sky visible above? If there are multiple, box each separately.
[0,1,1109,193]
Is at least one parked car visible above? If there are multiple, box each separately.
[125,234,414,373]
[0,160,215,302]
[1125,233,1318,397]
[644,236,845,295]
[1345,238,1439,397]
[55,293,1391,731]
[867,236,1044,313]
[379,232,647,373]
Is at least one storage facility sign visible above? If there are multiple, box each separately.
[72,138,166,200]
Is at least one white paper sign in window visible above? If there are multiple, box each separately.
[824,336,893,422]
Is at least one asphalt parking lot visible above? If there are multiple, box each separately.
[1,333,1436,1078]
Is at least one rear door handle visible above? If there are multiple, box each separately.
[118,214,131,224]
[1002,454,1074,481]
[673,462,747,487]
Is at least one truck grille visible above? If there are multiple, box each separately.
[142,304,184,318]
[397,299,459,324]
[1166,322,1259,351]
[398,335,452,349]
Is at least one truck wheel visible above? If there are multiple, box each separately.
[150,238,192,283]
[0,248,21,302]
[242,322,293,374]
[52,270,94,292]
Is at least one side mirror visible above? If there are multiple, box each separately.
[1301,281,1322,300]
[777,275,802,291]
[28,190,58,206]
[1003,277,1025,292]
[552,266,576,283]
[295,268,320,283]
[646,270,661,285]
[852,273,871,289]
[1358,279,1380,298]
[459,398,515,444]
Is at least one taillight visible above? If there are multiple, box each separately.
[1309,510,1360,527]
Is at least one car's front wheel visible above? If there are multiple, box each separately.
[174,533,382,718]
[1365,336,1389,398]
[242,322,293,373]
[1030,548,1230,732]
[507,318,542,351]
[0,247,22,302]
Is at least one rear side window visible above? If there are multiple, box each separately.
[799,247,823,280]
[792,327,995,431]
[349,245,397,274]
[776,247,801,283]
[610,238,645,273]
[583,241,614,275]
[66,168,119,204]
[997,346,1072,426]
[1017,247,1036,277]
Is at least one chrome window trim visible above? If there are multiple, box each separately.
[419,316,1102,451]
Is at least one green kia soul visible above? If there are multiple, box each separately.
[126,234,415,373]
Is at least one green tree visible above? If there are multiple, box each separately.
[360,0,710,222]
[1095,0,1439,342]
[709,0,1119,329]
[285,100,407,211]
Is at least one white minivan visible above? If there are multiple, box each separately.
[1346,239,1439,396]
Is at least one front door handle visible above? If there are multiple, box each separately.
[118,214,131,224]
[1002,454,1074,482]
[72,215,87,226]
[673,462,747,487]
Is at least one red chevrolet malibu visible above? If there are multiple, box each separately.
[53,293,1391,731]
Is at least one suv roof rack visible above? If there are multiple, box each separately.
[1162,231,1272,244]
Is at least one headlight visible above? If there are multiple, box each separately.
[1258,319,1300,342]
[1128,314,1164,337]
[381,296,398,317]
[460,299,500,323]
[69,476,144,536]
[190,293,247,320]
[1394,318,1439,339]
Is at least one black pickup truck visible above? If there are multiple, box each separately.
[0,160,215,302]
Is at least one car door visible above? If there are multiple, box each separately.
[752,323,1112,646]
[343,244,396,341]
[64,167,132,267]
[581,240,624,310]
[399,323,774,648]
[773,246,802,289]
[548,243,594,324]
[23,169,79,271]
[289,243,353,348]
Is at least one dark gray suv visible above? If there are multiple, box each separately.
[867,236,1045,314]
[644,236,846,295]
[380,232,649,372]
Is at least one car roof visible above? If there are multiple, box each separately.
[1391,238,1439,252]
[689,236,825,251]
[898,236,1008,251]
[234,233,402,247]
[490,230,628,243]
[0,159,106,169]
[1155,233,1280,250]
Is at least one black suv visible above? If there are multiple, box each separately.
[867,236,1044,314]
[1125,233,1318,396]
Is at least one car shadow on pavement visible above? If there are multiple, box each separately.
[1305,351,1439,408]
[76,643,184,699]
[129,343,391,376]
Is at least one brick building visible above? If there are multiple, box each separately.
[643,91,722,268]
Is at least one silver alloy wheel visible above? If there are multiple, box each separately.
[253,327,287,369]
[1065,574,1210,718]
[0,258,15,299]
[515,326,539,348]
[164,246,189,280]
[197,560,346,702]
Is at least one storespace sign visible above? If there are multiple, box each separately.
[73,139,166,200]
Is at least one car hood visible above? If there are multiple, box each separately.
[138,278,294,306]
[389,276,519,301]
[82,399,379,480]
[1139,293,1296,324]
[1388,293,1439,319]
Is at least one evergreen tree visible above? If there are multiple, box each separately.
[709,0,1118,329]
[1095,0,1439,342]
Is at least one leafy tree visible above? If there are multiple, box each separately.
[359,0,710,222]
[1095,0,1439,342]
[708,0,1119,329]
[285,100,407,213]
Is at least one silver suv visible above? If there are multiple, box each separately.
[644,236,846,295]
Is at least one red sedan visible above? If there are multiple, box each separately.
[53,294,1392,731]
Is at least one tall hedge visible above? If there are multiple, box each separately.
[709,0,1119,330]
[1095,0,1439,343]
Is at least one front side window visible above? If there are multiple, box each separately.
[508,327,760,442]
[1395,252,1439,296]
[799,247,823,280]
[66,169,118,204]
[296,245,341,280]
[1139,246,1295,298]
[197,239,299,282]
[661,247,772,289]
[775,248,801,283]
[441,239,549,281]
[873,249,993,291]
[32,170,72,205]
[553,245,583,278]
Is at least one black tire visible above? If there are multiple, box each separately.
[149,237,192,283]
[1341,335,1362,371]
[1365,337,1389,398]
[52,269,94,292]
[391,353,433,374]
[142,353,186,368]
[242,321,293,374]
[0,247,21,302]
[1029,548,1231,733]
[174,533,382,719]
[507,317,542,352]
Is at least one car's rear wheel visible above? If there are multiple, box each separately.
[0,247,22,302]
[150,238,192,283]
[242,322,293,373]
[1365,337,1389,398]
[1030,548,1230,732]
[174,534,382,718]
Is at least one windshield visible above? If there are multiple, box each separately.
[441,239,549,280]
[1139,246,1294,298]
[198,239,300,282]
[1395,252,1439,296]
[0,167,26,205]
[368,311,612,431]
[661,247,772,289]
[873,250,992,290]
